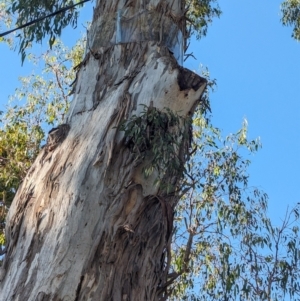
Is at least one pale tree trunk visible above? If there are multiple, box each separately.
[0,0,206,300]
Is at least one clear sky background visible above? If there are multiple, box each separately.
[188,0,300,224]
[0,0,299,225]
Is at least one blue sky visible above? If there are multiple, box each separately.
[1,0,300,224]
[189,0,300,224]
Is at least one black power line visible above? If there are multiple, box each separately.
[0,0,91,38]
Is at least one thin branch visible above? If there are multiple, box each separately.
[0,0,91,38]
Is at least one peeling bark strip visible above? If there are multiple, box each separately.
[0,1,206,301]
[75,275,85,301]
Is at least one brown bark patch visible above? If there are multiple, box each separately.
[177,66,207,91]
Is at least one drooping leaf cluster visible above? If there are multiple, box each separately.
[5,0,85,61]
[281,0,300,40]
[185,0,221,40]
[119,105,191,192]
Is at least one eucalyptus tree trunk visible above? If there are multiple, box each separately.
[0,1,206,300]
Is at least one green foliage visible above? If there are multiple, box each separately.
[0,232,5,246]
[0,1,13,46]
[6,0,85,62]
[171,201,300,300]
[281,0,300,40]
[120,105,190,190]
[185,0,222,40]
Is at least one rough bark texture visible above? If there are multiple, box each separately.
[0,1,206,300]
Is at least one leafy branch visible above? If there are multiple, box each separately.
[120,105,192,191]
